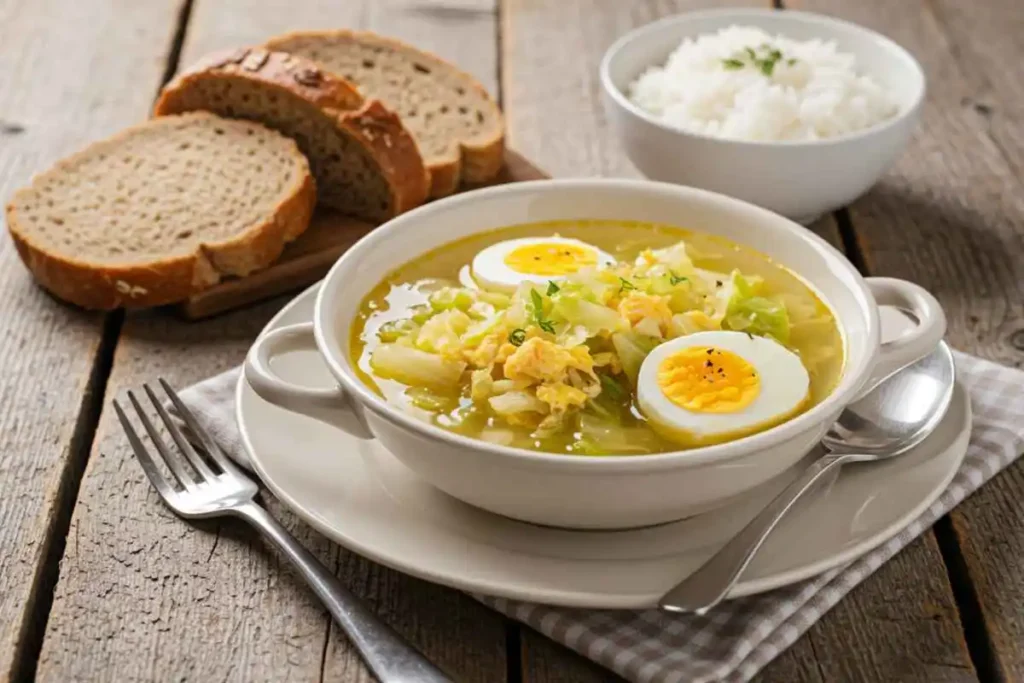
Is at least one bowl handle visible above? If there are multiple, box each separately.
[863,277,947,394]
[244,322,373,440]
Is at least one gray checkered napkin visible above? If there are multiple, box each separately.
[180,351,1024,683]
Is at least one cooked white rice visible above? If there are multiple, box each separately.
[627,26,899,142]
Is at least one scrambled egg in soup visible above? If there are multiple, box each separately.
[350,220,843,456]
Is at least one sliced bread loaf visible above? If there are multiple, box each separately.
[154,48,429,220]
[6,113,316,310]
[265,31,505,197]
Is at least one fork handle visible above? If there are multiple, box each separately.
[234,501,453,682]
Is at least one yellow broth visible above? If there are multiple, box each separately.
[350,220,844,455]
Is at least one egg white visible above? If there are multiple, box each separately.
[471,237,615,292]
[637,330,810,445]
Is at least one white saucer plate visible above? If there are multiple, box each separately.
[237,284,970,609]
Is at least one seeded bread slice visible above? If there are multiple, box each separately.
[154,48,428,220]
[265,31,505,197]
[6,113,316,310]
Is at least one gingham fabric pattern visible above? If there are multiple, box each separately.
[179,351,1024,683]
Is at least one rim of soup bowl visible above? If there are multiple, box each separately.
[313,179,878,472]
[599,8,927,150]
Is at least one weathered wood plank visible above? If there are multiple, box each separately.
[521,632,619,683]
[180,0,499,94]
[39,308,504,683]
[502,1,973,681]
[922,0,1024,182]
[791,0,1024,680]
[38,1,508,682]
[0,0,186,678]
[37,304,343,682]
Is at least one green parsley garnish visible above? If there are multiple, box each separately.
[530,289,557,334]
[669,271,688,286]
[508,328,527,346]
[722,44,792,77]
[530,289,544,313]
[618,277,636,293]
[546,280,560,295]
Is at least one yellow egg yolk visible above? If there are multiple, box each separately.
[657,346,760,413]
[503,243,598,276]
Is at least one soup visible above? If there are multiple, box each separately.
[350,220,843,455]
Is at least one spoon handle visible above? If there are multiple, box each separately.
[659,452,855,614]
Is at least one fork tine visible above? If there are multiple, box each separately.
[144,383,217,482]
[114,400,177,501]
[127,390,197,491]
[159,378,241,476]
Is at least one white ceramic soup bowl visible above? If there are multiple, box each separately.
[600,9,926,223]
[244,179,944,529]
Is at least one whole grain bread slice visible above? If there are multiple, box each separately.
[265,30,505,197]
[154,48,429,220]
[6,113,316,310]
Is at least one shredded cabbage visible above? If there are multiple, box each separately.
[489,390,548,415]
[370,344,465,388]
[552,295,628,337]
[362,238,822,442]
[611,331,659,384]
[722,271,791,343]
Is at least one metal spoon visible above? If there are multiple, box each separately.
[659,341,955,614]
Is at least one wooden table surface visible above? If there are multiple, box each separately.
[1,0,1021,681]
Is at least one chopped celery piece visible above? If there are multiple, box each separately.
[405,386,458,412]
[429,287,475,312]
[409,304,434,325]
[376,318,418,342]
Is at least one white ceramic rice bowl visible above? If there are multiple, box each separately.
[600,9,926,223]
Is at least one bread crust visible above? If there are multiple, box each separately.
[5,113,316,310]
[154,47,429,216]
[265,30,505,197]
[337,100,432,216]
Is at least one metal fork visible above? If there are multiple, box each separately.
[114,379,452,683]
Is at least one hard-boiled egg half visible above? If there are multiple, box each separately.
[637,330,809,446]
[470,237,615,292]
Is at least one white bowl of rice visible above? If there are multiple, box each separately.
[600,9,925,223]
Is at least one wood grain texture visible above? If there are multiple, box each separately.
[922,0,1024,182]
[790,1,1024,680]
[38,301,509,682]
[502,1,974,681]
[37,304,341,682]
[178,0,499,95]
[38,1,509,682]
[0,0,185,678]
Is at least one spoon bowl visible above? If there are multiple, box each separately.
[824,342,955,457]
[660,341,956,614]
